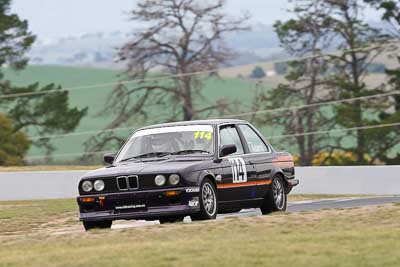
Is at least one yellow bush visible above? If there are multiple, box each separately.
[0,114,30,166]
[312,150,371,166]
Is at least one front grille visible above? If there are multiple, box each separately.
[128,176,139,189]
[117,175,139,191]
[117,176,128,190]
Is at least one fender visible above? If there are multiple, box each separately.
[270,167,286,181]
[271,152,295,181]
[270,166,297,193]
[197,170,217,188]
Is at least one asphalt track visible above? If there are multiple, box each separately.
[111,196,400,230]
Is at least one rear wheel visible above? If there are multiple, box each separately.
[260,175,287,215]
[83,220,112,231]
[191,178,218,221]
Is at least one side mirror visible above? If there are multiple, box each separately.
[220,144,237,157]
[103,153,116,165]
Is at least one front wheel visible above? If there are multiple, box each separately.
[83,220,112,231]
[191,178,218,221]
[260,175,287,215]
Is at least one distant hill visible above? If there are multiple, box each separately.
[28,20,395,70]
[28,24,284,68]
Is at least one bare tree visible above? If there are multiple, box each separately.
[84,0,249,154]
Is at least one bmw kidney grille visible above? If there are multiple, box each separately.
[117,175,139,191]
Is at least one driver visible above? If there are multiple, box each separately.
[149,133,177,152]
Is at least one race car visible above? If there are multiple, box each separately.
[77,119,298,230]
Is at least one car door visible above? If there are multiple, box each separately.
[217,124,257,203]
[236,124,275,199]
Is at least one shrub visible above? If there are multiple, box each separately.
[312,150,372,166]
[0,114,30,166]
[250,66,266,79]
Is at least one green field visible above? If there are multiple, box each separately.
[4,65,393,164]
[0,198,399,267]
[2,66,260,161]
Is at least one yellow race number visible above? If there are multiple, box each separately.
[194,131,212,140]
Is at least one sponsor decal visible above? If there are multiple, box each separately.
[188,200,199,207]
[115,204,146,210]
[185,187,200,193]
[228,157,247,183]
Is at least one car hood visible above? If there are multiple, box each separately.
[82,157,208,179]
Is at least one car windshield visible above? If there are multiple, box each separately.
[115,125,214,162]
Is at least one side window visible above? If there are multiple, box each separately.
[238,124,269,153]
[219,126,244,156]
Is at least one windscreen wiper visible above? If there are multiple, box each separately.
[171,149,210,155]
[119,152,171,162]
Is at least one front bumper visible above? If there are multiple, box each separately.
[288,179,299,186]
[77,187,200,222]
[285,178,299,194]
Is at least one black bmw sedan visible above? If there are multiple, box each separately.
[77,119,298,230]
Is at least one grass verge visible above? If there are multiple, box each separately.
[0,205,400,267]
[0,199,77,234]
[1,197,399,267]
[0,195,373,235]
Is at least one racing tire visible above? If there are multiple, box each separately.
[83,220,112,231]
[159,216,184,224]
[191,178,218,221]
[260,175,287,215]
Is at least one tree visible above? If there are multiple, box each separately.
[1,82,88,154]
[325,0,396,164]
[253,0,399,166]
[250,66,266,79]
[85,0,249,153]
[364,0,400,37]
[0,113,29,165]
[252,0,335,166]
[0,0,87,155]
[364,0,400,163]
[0,0,35,71]
[274,62,288,75]
[364,0,400,110]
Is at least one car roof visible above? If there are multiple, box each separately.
[137,119,248,131]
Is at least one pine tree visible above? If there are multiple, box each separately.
[0,0,87,157]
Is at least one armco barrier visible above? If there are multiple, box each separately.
[0,170,87,201]
[292,165,400,195]
[0,166,399,200]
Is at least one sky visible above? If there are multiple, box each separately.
[11,0,381,38]
[10,0,291,38]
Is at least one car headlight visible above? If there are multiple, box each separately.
[169,174,180,185]
[82,181,93,192]
[94,180,105,191]
[155,175,166,186]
